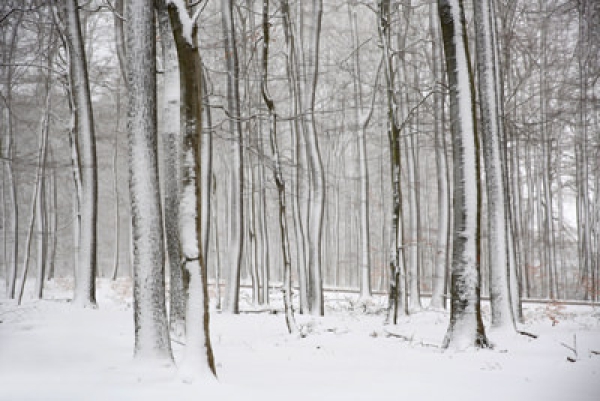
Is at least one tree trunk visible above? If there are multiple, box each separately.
[281,0,309,313]
[65,0,98,307]
[430,1,449,310]
[156,0,186,337]
[127,0,173,362]
[473,0,515,331]
[168,1,217,378]
[348,3,372,300]
[1,9,22,299]
[221,0,244,314]
[438,0,489,350]
[261,0,298,332]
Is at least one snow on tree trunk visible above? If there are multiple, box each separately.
[168,0,217,379]
[281,0,310,314]
[221,0,244,314]
[127,0,173,362]
[379,0,408,322]
[437,0,489,350]
[304,0,325,316]
[65,0,98,307]
[156,0,186,338]
[262,0,298,333]
[474,0,516,332]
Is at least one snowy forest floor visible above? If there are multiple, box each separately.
[1,278,599,401]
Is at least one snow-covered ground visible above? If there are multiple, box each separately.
[1,278,599,401]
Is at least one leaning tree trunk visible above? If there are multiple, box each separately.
[437,0,489,350]
[64,0,98,307]
[126,0,173,362]
[17,91,51,305]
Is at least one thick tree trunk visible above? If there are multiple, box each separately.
[438,0,489,350]
[156,0,186,337]
[168,1,217,378]
[127,0,173,362]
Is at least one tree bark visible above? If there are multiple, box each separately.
[438,0,489,350]
[473,0,515,331]
[167,1,217,378]
[64,0,98,307]
[127,0,173,362]
[221,0,244,314]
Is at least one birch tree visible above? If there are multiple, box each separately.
[127,0,173,362]
[437,0,489,349]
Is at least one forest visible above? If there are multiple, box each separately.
[0,0,599,399]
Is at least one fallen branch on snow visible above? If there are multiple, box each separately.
[517,330,538,339]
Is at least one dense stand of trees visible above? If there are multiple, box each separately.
[1,0,599,365]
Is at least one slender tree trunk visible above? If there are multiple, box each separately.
[281,0,310,312]
[221,0,244,314]
[64,0,98,307]
[17,91,51,304]
[302,0,326,316]
[473,0,515,331]
[1,10,22,299]
[261,0,297,332]
[379,0,408,322]
[348,3,372,300]
[430,1,449,310]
